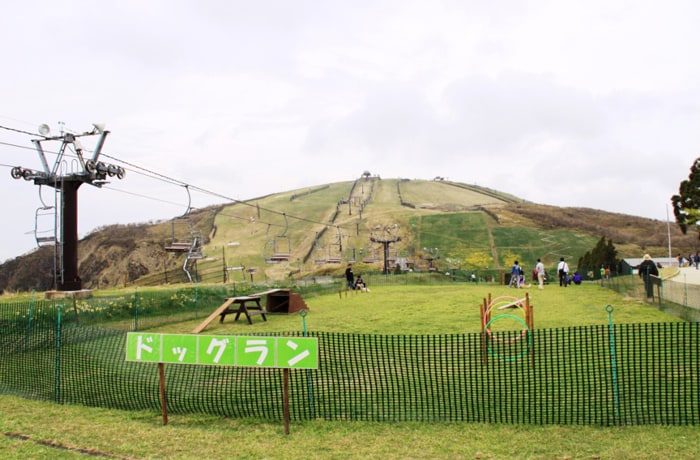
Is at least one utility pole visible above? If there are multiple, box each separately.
[11,123,125,291]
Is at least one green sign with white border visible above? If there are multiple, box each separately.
[126,333,318,369]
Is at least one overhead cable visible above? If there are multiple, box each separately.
[0,123,354,233]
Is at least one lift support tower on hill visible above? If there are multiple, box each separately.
[11,123,125,291]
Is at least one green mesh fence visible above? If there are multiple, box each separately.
[1,300,698,425]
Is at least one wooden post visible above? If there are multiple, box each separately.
[222,247,227,284]
[525,293,534,365]
[283,368,290,435]
[158,363,169,426]
[164,254,168,284]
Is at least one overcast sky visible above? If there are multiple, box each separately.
[0,0,699,262]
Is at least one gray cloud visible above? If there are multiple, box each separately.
[0,0,698,260]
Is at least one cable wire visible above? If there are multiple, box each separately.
[0,124,356,234]
[0,124,39,137]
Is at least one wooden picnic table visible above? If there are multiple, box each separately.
[191,289,309,333]
[219,295,268,325]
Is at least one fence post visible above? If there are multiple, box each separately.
[133,287,140,331]
[605,305,620,424]
[480,297,488,364]
[683,274,688,306]
[526,293,534,365]
[300,310,315,418]
[27,290,36,347]
[194,280,200,319]
[55,303,62,405]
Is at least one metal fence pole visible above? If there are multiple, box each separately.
[605,305,620,423]
[55,304,62,404]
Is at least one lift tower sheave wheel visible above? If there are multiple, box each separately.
[11,123,125,291]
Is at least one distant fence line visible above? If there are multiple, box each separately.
[0,291,698,426]
[602,275,700,322]
[195,266,611,290]
[658,275,700,311]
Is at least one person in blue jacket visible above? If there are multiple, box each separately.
[509,261,520,288]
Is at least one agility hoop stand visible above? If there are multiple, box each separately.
[480,292,534,364]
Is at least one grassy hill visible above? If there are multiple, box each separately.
[200,177,530,281]
[0,176,694,291]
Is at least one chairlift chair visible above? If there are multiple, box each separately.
[270,236,291,261]
[164,217,201,251]
[324,226,343,263]
[362,246,379,263]
[264,213,292,263]
[164,186,205,282]
[33,185,57,247]
[326,242,342,264]
[165,189,193,252]
[34,206,56,247]
[312,236,327,264]
[263,236,291,263]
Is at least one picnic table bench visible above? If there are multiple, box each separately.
[218,295,268,325]
[191,289,308,333]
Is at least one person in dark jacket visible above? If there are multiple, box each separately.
[638,254,659,298]
[355,274,368,292]
[345,263,355,289]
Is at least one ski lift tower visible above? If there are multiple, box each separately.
[10,123,125,291]
[370,224,402,275]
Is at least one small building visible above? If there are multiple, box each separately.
[620,257,678,275]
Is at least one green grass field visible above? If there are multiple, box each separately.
[1,394,698,459]
[168,282,680,336]
[1,282,698,459]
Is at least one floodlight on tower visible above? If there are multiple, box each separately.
[38,124,50,136]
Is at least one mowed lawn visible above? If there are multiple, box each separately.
[1,282,697,459]
[2,393,698,460]
[168,281,680,336]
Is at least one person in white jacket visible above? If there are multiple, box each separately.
[535,258,545,289]
[557,257,569,287]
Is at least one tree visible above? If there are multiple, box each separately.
[577,236,619,278]
[671,157,700,237]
